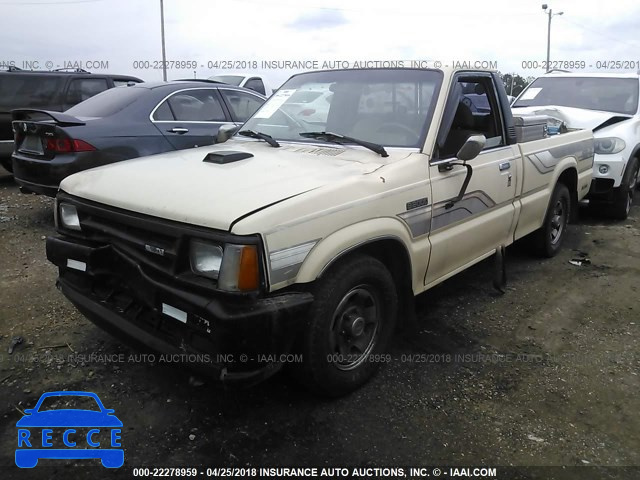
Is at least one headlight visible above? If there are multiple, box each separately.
[59,203,81,231]
[189,241,260,292]
[598,164,609,175]
[594,137,625,155]
[189,240,223,279]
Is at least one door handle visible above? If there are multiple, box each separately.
[499,161,511,171]
[167,127,189,134]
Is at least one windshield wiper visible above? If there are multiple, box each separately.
[299,131,388,158]
[238,129,280,148]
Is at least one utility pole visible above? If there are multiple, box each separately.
[542,4,563,73]
[160,0,167,81]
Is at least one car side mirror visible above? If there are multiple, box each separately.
[23,409,34,415]
[104,409,115,414]
[456,135,486,162]
[216,124,240,144]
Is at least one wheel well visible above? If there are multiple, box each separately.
[557,168,578,222]
[321,238,415,327]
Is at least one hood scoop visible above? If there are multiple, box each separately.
[203,150,253,164]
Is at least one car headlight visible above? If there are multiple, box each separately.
[59,203,81,231]
[189,240,223,279]
[594,137,625,155]
[189,240,260,292]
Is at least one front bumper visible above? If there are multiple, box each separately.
[46,235,313,385]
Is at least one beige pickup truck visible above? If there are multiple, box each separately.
[46,67,593,395]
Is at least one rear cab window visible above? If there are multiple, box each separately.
[244,77,266,95]
[112,78,142,87]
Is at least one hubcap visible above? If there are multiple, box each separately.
[549,199,566,245]
[329,285,380,371]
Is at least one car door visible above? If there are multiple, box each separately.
[151,88,230,150]
[425,73,519,287]
[218,88,265,124]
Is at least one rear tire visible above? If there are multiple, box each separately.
[609,157,638,220]
[532,183,570,258]
[293,255,398,396]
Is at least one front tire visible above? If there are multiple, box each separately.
[532,183,570,258]
[294,255,398,396]
[610,157,638,220]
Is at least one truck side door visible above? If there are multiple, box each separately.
[425,73,519,287]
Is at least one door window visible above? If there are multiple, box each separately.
[220,90,264,122]
[157,89,226,122]
[438,77,505,158]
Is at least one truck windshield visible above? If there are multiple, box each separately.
[513,76,639,115]
[241,69,443,148]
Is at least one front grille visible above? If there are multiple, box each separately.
[80,213,179,273]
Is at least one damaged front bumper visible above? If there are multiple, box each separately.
[46,235,313,385]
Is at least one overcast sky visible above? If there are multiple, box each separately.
[1,0,639,88]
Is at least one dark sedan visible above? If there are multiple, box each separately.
[11,81,265,196]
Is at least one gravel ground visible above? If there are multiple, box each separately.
[0,167,639,479]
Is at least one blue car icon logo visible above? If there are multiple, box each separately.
[16,391,123,468]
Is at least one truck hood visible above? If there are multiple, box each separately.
[60,140,387,231]
[512,105,632,131]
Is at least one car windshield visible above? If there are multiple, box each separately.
[209,75,244,86]
[513,76,639,115]
[66,87,148,117]
[37,395,101,412]
[241,69,443,148]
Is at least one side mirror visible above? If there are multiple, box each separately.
[456,135,486,162]
[23,409,34,415]
[216,124,240,144]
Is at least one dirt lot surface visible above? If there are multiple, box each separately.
[0,167,639,479]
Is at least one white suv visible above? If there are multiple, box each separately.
[513,72,640,219]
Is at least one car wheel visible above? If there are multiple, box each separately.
[532,182,570,258]
[610,157,638,220]
[293,255,397,396]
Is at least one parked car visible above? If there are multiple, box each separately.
[11,80,265,196]
[208,73,273,96]
[46,67,593,396]
[280,88,333,124]
[0,67,142,173]
[513,72,640,219]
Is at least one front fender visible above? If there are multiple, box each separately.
[294,217,424,292]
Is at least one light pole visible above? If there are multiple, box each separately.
[160,0,167,81]
[542,4,563,73]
